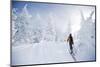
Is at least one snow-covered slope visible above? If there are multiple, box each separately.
[12,41,75,65]
[12,40,95,65]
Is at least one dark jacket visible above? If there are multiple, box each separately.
[67,34,74,45]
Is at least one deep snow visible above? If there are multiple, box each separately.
[12,40,95,65]
[12,41,74,65]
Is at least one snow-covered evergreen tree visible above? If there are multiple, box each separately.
[41,13,56,41]
[78,10,95,46]
[12,4,33,45]
[12,8,18,43]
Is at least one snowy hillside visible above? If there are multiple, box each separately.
[12,42,74,65]
[12,1,96,65]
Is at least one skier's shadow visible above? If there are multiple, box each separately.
[71,53,77,61]
[69,50,77,62]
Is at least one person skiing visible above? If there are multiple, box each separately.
[65,33,74,54]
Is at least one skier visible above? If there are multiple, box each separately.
[65,33,74,54]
